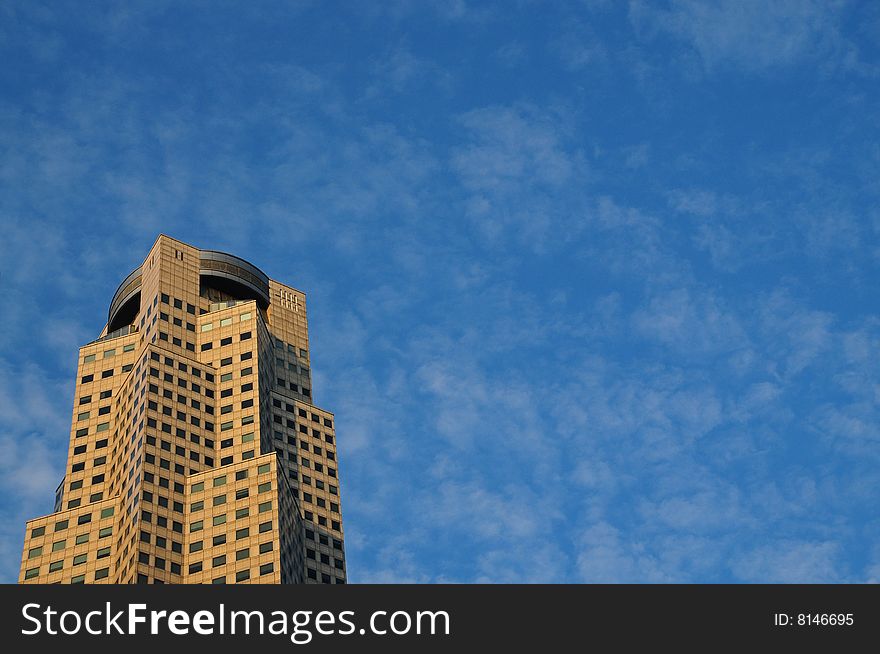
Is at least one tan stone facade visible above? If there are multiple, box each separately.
[19,235,346,584]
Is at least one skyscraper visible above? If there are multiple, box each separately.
[19,235,346,584]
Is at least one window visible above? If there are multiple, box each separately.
[212,555,227,567]
[28,547,42,558]
[48,561,63,572]
[235,528,249,540]
[235,569,250,582]
[259,563,274,576]
[235,548,249,561]
[94,568,109,580]
[73,554,87,566]
[24,568,39,580]
[189,562,203,574]
[192,482,204,492]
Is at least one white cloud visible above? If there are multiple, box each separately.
[630,0,855,74]
[731,540,842,582]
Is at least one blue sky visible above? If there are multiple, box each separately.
[1,1,879,583]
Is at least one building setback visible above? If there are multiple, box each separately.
[19,235,346,584]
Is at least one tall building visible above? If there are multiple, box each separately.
[19,235,346,584]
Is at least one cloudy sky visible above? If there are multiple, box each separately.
[1,1,879,583]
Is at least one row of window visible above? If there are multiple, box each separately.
[201,331,252,352]
[275,432,335,460]
[271,398,333,428]
[304,528,343,552]
[187,533,274,557]
[276,378,311,396]
[158,311,195,331]
[27,527,114,559]
[160,293,197,314]
[200,311,252,332]
[189,500,273,533]
[306,548,344,570]
[29,507,115,539]
[149,350,216,381]
[276,357,310,378]
[82,341,136,364]
[79,389,113,405]
[81,366,130,384]
[24,565,110,582]
[191,463,273,493]
[302,508,342,534]
[274,337,308,360]
[307,568,344,584]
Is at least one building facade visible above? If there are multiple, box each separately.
[19,235,346,584]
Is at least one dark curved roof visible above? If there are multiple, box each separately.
[107,249,271,330]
